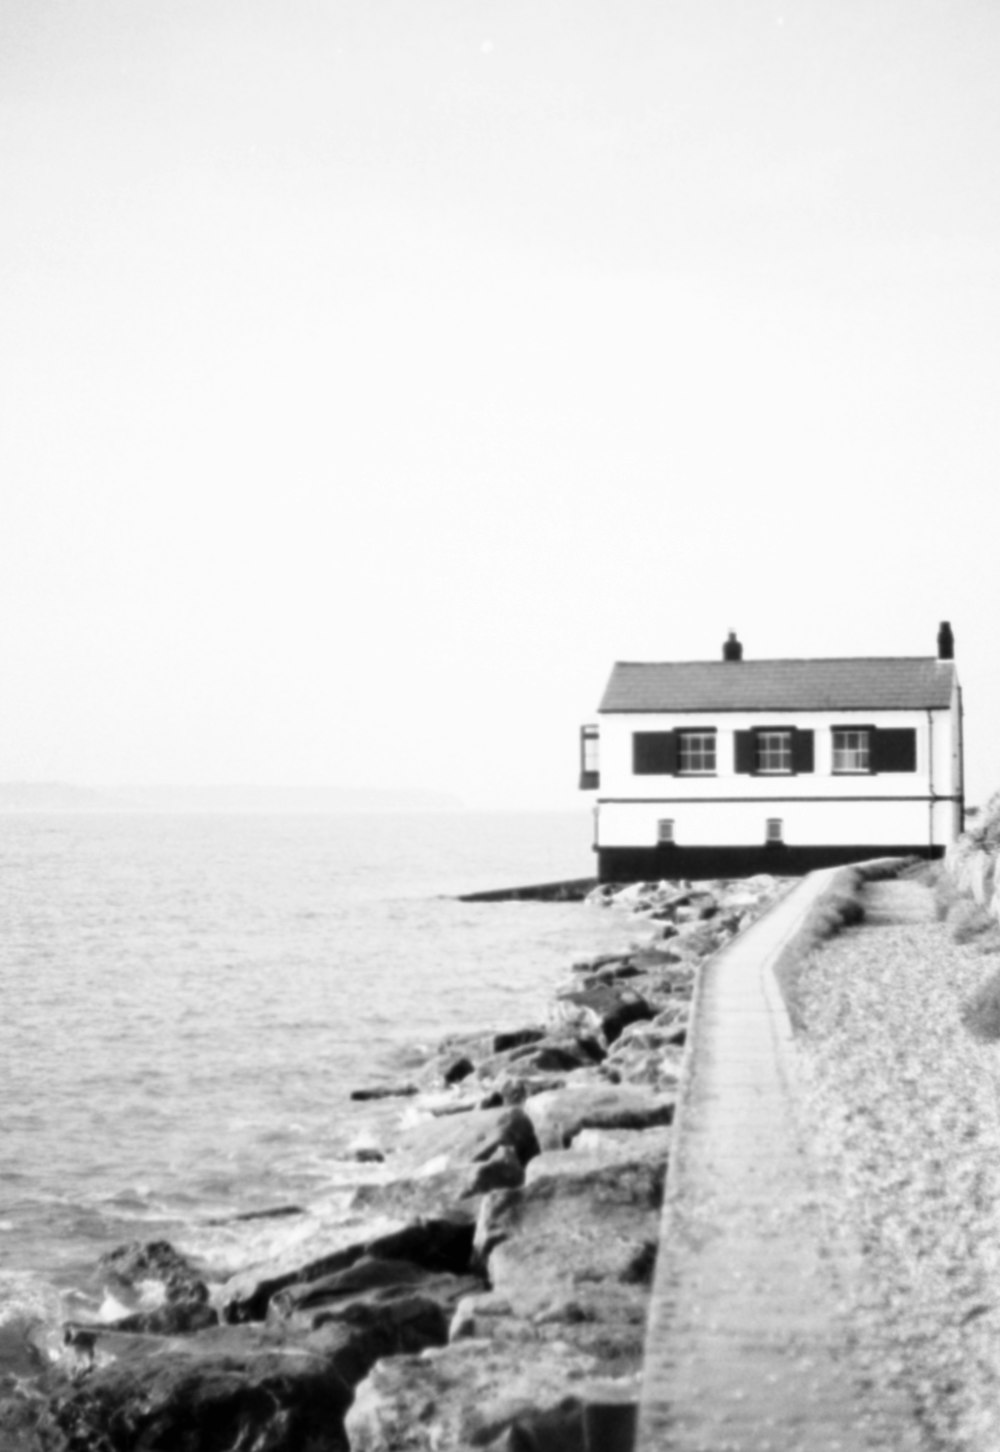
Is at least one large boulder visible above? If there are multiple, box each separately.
[345,1338,602,1452]
[472,1137,667,1336]
[522,1084,675,1151]
[474,1033,605,1083]
[605,1022,687,1092]
[391,1105,540,1177]
[38,1324,355,1452]
[91,1240,216,1334]
[551,984,653,1047]
[269,1254,482,1340]
[222,1212,475,1323]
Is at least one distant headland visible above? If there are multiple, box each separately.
[0,783,463,814]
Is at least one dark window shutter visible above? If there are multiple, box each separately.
[791,729,814,774]
[633,731,677,775]
[734,731,755,774]
[872,728,917,773]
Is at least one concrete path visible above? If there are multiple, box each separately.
[636,870,924,1452]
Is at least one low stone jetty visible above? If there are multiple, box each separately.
[0,875,785,1451]
[456,877,596,902]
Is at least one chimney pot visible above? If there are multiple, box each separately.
[937,621,955,661]
[723,631,743,662]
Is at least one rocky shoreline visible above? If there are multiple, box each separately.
[2,875,786,1452]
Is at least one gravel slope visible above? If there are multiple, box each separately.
[793,880,1000,1452]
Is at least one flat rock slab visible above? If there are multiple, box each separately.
[222,1212,474,1323]
[475,1144,666,1325]
[524,1084,675,1151]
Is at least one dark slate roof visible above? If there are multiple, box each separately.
[598,657,957,713]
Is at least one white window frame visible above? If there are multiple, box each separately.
[756,730,792,775]
[677,730,717,776]
[832,728,871,774]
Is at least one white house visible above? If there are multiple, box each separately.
[580,624,964,881]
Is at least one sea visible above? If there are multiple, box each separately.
[0,810,642,1361]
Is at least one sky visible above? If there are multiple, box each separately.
[2,0,999,808]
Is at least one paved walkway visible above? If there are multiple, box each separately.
[636,870,925,1452]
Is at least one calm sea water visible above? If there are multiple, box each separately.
[0,811,637,1342]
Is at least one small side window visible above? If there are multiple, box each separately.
[657,818,675,844]
[579,725,600,790]
[766,817,784,844]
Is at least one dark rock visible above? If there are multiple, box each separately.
[96,1241,212,1332]
[209,1204,306,1224]
[475,1035,605,1084]
[492,1027,546,1054]
[522,1084,675,1151]
[350,1083,420,1101]
[570,951,632,974]
[578,961,644,987]
[551,985,654,1047]
[269,1254,483,1341]
[393,1104,540,1176]
[442,1055,475,1085]
[222,1212,475,1323]
[40,1324,354,1452]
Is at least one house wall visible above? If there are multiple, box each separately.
[594,705,959,859]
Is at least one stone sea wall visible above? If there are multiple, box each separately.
[1,875,785,1452]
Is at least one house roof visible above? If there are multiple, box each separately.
[598,657,957,714]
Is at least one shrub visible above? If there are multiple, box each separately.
[961,969,1000,1042]
[802,888,865,942]
[933,871,962,922]
[948,898,997,945]
[966,789,1000,850]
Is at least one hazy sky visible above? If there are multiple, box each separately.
[3,0,999,808]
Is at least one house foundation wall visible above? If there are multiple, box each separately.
[597,843,943,883]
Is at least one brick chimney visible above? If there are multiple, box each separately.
[937,621,954,660]
[723,631,743,662]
